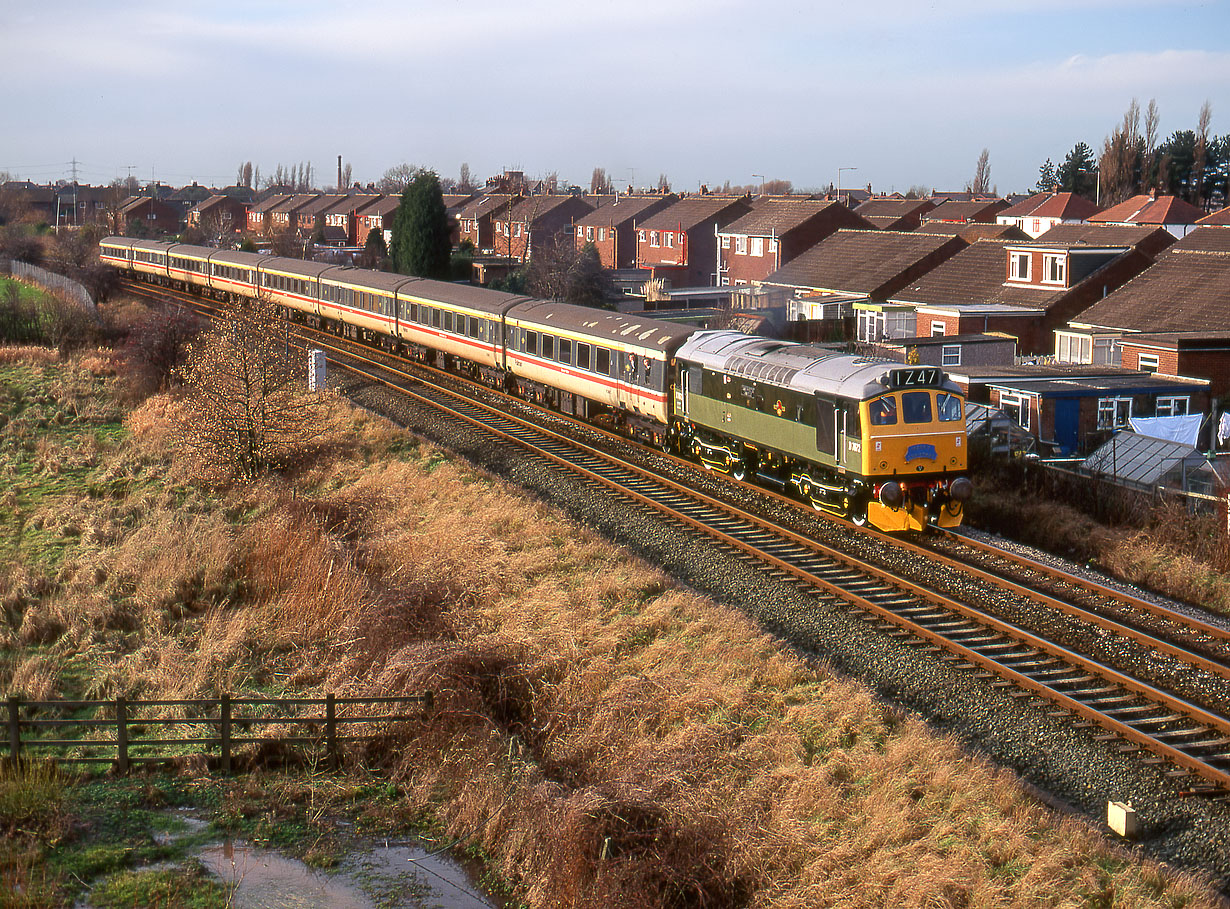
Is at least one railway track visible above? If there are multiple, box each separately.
[126,279,1230,797]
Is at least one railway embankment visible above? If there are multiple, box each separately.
[2,330,1229,906]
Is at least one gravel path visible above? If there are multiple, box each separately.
[337,373,1230,898]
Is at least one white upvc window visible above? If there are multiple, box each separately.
[1042,253,1066,285]
[598,228,605,241]
[585,226,594,241]
[577,227,585,239]
[1056,332,1093,364]
[665,232,674,248]
[857,311,885,343]
[514,223,522,237]
[735,235,747,254]
[720,235,730,248]
[1000,392,1030,430]
[930,320,946,337]
[751,237,764,257]
[1097,397,1132,429]
[638,230,645,242]
[650,231,659,247]
[1093,337,1121,365]
[1009,252,1031,281]
[1138,352,1160,373]
[1155,395,1189,416]
[942,345,961,366]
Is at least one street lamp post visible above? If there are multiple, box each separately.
[752,174,764,196]
[837,167,858,205]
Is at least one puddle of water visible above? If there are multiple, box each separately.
[199,840,373,909]
[357,841,495,909]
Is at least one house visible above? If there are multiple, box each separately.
[889,225,1171,355]
[920,198,1011,226]
[572,195,678,269]
[853,197,936,231]
[940,362,1210,456]
[715,199,870,286]
[871,332,1018,369]
[492,194,594,263]
[322,194,382,246]
[117,195,181,237]
[996,191,1101,238]
[54,184,112,227]
[635,196,752,288]
[1117,333,1230,400]
[1196,205,1230,227]
[289,194,346,239]
[456,194,516,253]
[915,222,1030,242]
[188,195,249,239]
[760,229,967,342]
[247,193,290,233]
[1061,227,1230,378]
[267,194,320,236]
[1086,193,1205,239]
[356,196,401,248]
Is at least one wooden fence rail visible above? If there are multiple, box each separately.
[4,692,432,774]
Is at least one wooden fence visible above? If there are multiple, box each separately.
[4,692,432,774]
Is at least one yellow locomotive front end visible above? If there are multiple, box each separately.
[859,367,972,532]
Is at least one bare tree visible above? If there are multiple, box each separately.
[1099,99,1144,204]
[378,163,421,194]
[458,163,473,193]
[1194,100,1212,208]
[340,162,353,190]
[591,167,612,194]
[176,295,330,481]
[117,305,203,396]
[969,149,991,194]
[657,173,671,193]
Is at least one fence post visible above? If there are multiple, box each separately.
[220,693,231,774]
[7,697,20,766]
[326,693,337,771]
[116,697,129,775]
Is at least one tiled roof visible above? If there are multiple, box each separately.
[457,194,515,219]
[1031,192,1101,220]
[508,194,592,222]
[893,240,1055,310]
[322,194,382,216]
[854,198,934,221]
[918,223,1029,242]
[1087,194,1204,226]
[923,199,1010,223]
[574,195,672,228]
[250,193,291,214]
[764,229,964,295]
[1026,223,1164,248]
[637,196,751,232]
[1071,228,1230,332]
[1196,205,1230,226]
[998,192,1051,219]
[719,199,861,236]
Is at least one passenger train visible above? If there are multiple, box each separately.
[100,236,972,531]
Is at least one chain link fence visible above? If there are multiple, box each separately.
[2,259,99,321]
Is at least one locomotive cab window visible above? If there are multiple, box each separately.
[869,396,897,425]
[902,391,932,424]
[936,393,962,422]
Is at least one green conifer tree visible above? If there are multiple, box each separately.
[391,170,450,279]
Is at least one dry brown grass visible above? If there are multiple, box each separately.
[2,352,1224,908]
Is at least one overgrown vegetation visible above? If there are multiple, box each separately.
[1,344,1224,907]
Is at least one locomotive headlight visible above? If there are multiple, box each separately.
[879,481,903,508]
[950,477,973,501]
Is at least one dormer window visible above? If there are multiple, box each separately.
[1009,252,1030,281]
[1042,254,1066,285]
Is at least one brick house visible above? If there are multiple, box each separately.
[853,197,936,231]
[920,198,1010,226]
[118,195,181,236]
[356,196,401,248]
[492,194,594,263]
[572,195,678,268]
[294,194,347,239]
[456,194,516,253]
[322,194,382,246]
[760,230,967,341]
[889,225,1172,355]
[715,199,871,285]
[872,332,1018,369]
[996,191,1101,238]
[1118,333,1230,400]
[635,196,752,288]
[247,193,290,233]
[1087,193,1205,239]
[188,194,249,239]
[1062,227,1230,361]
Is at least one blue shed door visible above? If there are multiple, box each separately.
[1055,399,1079,454]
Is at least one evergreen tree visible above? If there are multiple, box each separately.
[1058,143,1098,199]
[391,170,451,279]
[1035,158,1057,193]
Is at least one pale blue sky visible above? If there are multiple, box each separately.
[2,0,1226,194]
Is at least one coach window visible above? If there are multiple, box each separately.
[542,335,555,360]
[576,343,590,370]
[596,346,610,375]
[936,393,963,422]
[431,308,442,329]
[559,338,572,366]
[525,330,538,356]
[869,397,897,425]
[903,391,933,424]
[467,316,480,339]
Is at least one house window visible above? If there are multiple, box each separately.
[1000,392,1030,430]
[1009,252,1030,281]
[650,231,659,247]
[1093,337,1120,366]
[1097,397,1132,429]
[858,311,886,343]
[1155,396,1188,416]
[1032,219,1041,234]
[598,228,605,241]
[665,232,674,248]
[1056,333,1092,364]
[930,321,946,337]
[735,236,747,254]
[751,237,764,257]
[638,230,645,242]
[577,227,585,239]
[942,345,961,366]
[720,235,730,248]
[514,223,522,237]
[1138,352,1160,374]
[1042,254,1066,284]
